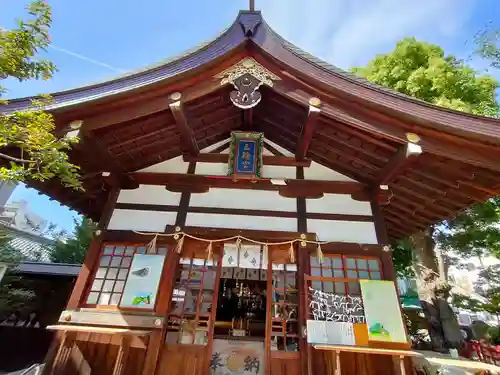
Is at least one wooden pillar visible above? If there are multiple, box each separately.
[296,166,310,375]
[66,186,120,309]
[370,197,396,281]
[175,161,196,227]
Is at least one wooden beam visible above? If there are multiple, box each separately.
[127,172,366,195]
[375,140,422,185]
[182,153,311,167]
[296,100,321,160]
[243,108,253,130]
[169,99,199,156]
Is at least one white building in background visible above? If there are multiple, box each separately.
[447,256,500,326]
[0,197,54,262]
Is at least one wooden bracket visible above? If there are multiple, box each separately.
[296,100,321,160]
[169,99,199,156]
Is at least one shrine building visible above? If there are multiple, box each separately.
[4,6,500,375]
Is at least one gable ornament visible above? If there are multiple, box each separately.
[215,57,281,109]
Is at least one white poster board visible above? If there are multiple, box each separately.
[120,254,165,309]
[306,320,356,346]
[360,280,407,344]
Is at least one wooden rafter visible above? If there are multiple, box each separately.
[169,100,199,156]
[272,78,500,171]
[243,109,253,130]
[375,140,422,185]
[296,100,321,160]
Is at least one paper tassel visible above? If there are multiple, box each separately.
[316,243,323,264]
[175,235,185,254]
[289,242,295,263]
[206,241,213,260]
[146,235,157,254]
[235,237,242,251]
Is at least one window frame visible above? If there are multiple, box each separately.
[84,242,169,309]
[309,254,383,295]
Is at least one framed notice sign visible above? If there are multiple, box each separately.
[227,131,263,179]
[120,254,165,309]
[360,280,407,344]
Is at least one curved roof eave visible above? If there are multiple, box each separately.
[251,19,500,143]
[3,10,500,144]
[1,14,248,114]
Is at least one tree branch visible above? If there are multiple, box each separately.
[0,152,33,164]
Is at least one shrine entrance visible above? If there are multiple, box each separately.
[156,241,302,375]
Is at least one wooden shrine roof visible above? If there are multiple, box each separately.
[2,10,500,242]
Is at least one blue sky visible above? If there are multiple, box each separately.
[2,0,500,232]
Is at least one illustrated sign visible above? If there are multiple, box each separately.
[308,286,365,324]
[360,280,407,344]
[120,254,165,309]
[228,131,263,179]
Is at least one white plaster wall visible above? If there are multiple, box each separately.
[304,161,355,182]
[307,219,378,244]
[262,165,296,179]
[306,194,372,216]
[262,147,274,156]
[194,162,227,176]
[189,188,296,211]
[117,185,182,206]
[264,139,293,157]
[107,209,176,232]
[139,155,188,173]
[186,213,297,232]
[200,138,230,153]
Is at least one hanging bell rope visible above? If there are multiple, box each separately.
[206,241,213,260]
[316,243,324,264]
[146,234,158,254]
[289,242,295,263]
[175,234,185,254]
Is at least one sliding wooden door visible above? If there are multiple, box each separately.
[265,245,301,375]
[157,244,222,375]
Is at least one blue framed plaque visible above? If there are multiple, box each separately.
[228,131,263,179]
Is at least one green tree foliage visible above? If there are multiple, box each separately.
[352,37,500,350]
[47,218,95,264]
[0,1,82,189]
[352,38,500,277]
[352,37,499,117]
[438,198,500,259]
[475,25,500,70]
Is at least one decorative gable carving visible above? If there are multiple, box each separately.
[215,57,281,109]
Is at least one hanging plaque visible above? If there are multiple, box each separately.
[227,131,263,180]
